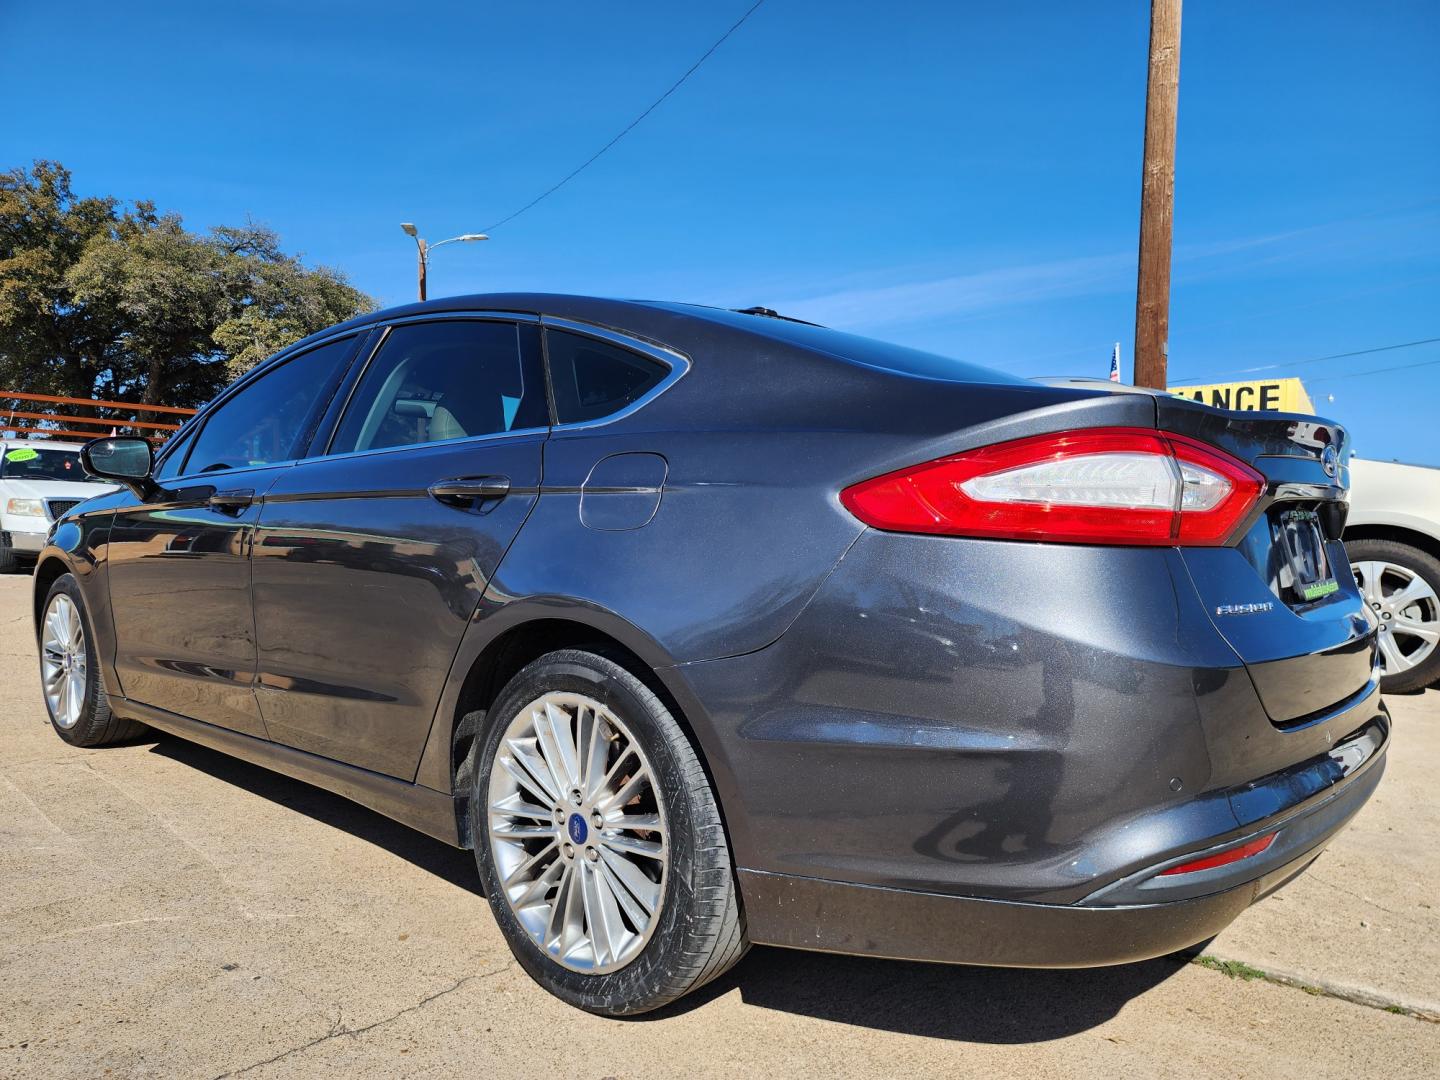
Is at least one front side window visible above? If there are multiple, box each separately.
[181,336,355,474]
[546,330,668,424]
[328,320,546,455]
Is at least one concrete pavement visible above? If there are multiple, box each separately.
[1,572,1437,1079]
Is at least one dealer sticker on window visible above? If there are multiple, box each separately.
[5,448,39,462]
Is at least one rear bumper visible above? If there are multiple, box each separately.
[741,717,1386,967]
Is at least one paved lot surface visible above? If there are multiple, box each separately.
[1,572,1437,1078]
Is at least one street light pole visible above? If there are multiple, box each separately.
[1133,0,1183,390]
[400,223,488,302]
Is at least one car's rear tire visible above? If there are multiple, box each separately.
[471,648,747,1015]
[1345,538,1440,694]
[40,574,146,746]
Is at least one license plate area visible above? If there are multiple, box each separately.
[1277,508,1340,604]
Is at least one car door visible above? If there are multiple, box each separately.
[106,335,362,738]
[248,315,549,778]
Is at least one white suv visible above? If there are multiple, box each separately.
[0,439,117,573]
[1346,457,1440,693]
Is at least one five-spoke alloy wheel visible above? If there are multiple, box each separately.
[1347,538,1440,694]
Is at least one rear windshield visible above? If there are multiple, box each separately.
[1,445,105,482]
[654,304,1027,386]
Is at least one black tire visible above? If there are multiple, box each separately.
[471,649,747,1015]
[1345,537,1440,694]
[39,574,146,746]
[0,537,17,574]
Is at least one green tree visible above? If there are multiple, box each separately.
[0,160,375,422]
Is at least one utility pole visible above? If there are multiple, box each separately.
[1133,0,1182,390]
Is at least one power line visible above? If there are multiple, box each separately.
[481,0,769,234]
[1169,336,1440,383]
[1308,355,1440,384]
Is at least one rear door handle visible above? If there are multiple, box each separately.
[208,488,255,513]
[428,476,511,506]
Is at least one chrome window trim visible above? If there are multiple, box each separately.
[540,316,691,431]
[376,310,541,328]
[294,424,551,469]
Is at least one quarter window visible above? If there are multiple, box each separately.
[329,320,546,455]
[546,330,669,424]
[180,337,357,474]
[154,424,197,481]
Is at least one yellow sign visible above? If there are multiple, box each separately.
[1167,377,1314,414]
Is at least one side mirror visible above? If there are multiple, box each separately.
[81,437,158,498]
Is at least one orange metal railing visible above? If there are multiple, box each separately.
[1,390,197,443]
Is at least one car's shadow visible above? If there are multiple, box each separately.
[147,734,481,894]
[147,733,1188,1044]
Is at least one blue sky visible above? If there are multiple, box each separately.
[4,1,1438,462]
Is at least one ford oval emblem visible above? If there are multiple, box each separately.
[1321,445,1338,478]
[567,813,588,845]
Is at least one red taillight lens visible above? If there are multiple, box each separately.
[1158,832,1277,876]
[840,427,1263,546]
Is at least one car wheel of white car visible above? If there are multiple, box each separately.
[1346,538,1440,694]
[0,537,15,574]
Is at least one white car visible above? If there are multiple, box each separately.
[1346,457,1440,693]
[0,439,117,573]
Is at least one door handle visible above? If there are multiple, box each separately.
[428,476,511,506]
[208,488,255,513]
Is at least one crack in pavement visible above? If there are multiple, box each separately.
[1193,953,1440,1023]
[1306,872,1406,918]
[210,961,513,1078]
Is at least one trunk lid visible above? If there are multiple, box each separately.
[1156,396,1376,725]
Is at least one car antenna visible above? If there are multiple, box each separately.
[733,305,822,326]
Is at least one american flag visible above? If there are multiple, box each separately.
[1109,342,1121,383]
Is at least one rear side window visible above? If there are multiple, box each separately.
[329,320,547,455]
[546,330,668,424]
[181,336,356,474]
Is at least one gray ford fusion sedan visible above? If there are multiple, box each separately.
[33,295,1386,1015]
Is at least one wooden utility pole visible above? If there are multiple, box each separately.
[1133,0,1182,389]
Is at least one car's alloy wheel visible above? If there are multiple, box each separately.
[41,593,89,730]
[471,649,747,1015]
[487,690,667,974]
[1346,537,1440,694]
[1352,559,1440,678]
[39,573,146,747]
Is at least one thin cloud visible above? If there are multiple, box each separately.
[774,251,1134,330]
[766,207,1439,332]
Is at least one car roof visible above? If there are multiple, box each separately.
[278,292,1023,389]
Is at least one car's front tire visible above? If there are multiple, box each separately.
[471,649,747,1015]
[39,574,146,746]
[1346,538,1440,694]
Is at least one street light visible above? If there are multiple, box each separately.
[400,223,489,302]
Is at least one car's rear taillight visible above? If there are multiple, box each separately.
[840,427,1263,546]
